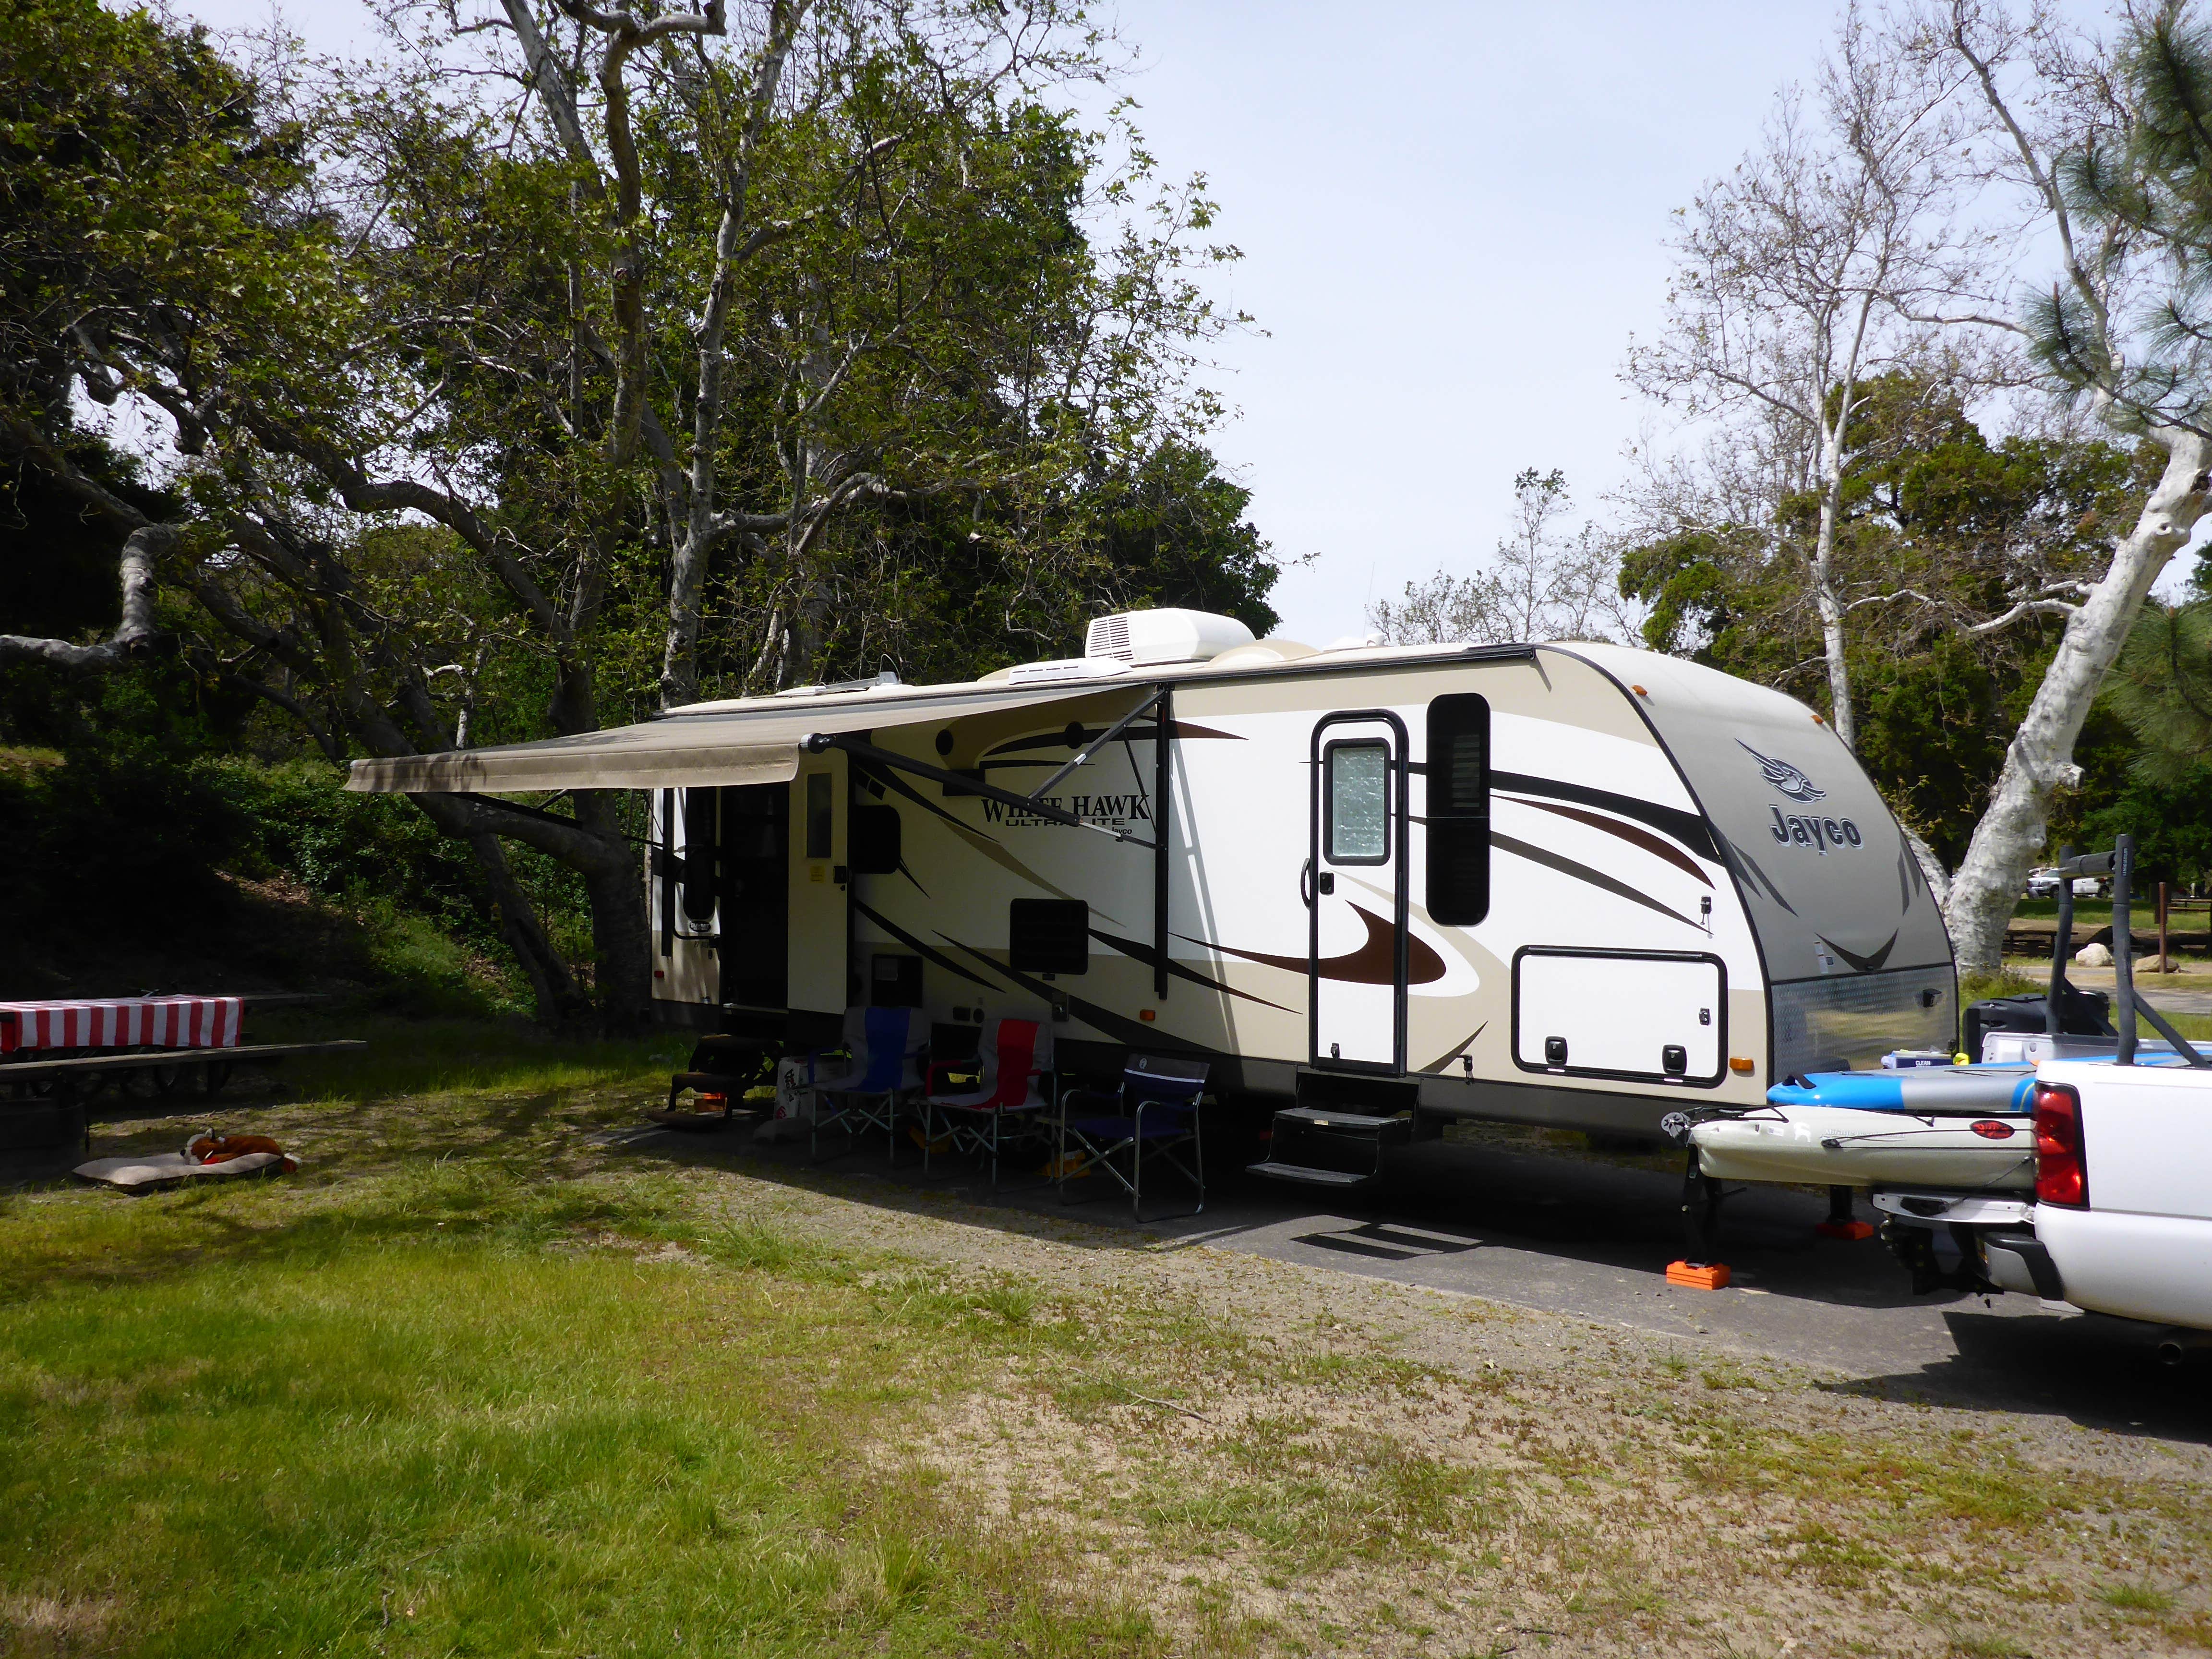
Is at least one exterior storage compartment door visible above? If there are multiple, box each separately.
[1513,949,1725,1085]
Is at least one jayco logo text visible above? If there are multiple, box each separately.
[1770,808,1861,854]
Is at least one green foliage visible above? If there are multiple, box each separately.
[2105,600,2212,786]
[2034,10,2212,419]
[0,0,322,420]
[0,745,245,933]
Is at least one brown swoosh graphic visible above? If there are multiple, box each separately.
[1184,902,1446,986]
[1087,928,1295,1010]
[1494,795,1711,887]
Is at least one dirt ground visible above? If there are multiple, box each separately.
[48,1080,2212,1658]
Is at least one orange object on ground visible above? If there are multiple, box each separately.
[1815,1219,1876,1241]
[1666,1260,1731,1290]
[189,1133,287,1164]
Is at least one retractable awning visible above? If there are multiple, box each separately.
[344,678,1155,794]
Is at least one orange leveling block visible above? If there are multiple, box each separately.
[1666,1260,1731,1290]
[1816,1185,1876,1241]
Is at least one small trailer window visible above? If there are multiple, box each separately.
[1325,741,1391,864]
[850,805,901,874]
[804,772,833,859]
[1426,694,1490,925]
[1010,899,1089,974]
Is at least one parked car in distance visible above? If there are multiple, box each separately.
[2025,868,2102,899]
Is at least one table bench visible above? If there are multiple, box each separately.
[0,1041,367,1154]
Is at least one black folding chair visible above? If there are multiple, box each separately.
[1057,1054,1209,1220]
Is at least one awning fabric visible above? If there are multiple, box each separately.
[345,680,1152,794]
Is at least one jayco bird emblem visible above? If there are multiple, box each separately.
[1738,740,1826,803]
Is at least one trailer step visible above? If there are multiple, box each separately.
[1257,1102,1413,1186]
[1275,1106,1405,1131]
[1246,1159,1376,1188]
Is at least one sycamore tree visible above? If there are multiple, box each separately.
[0,0,1270,1028]
[1916,0,2212,970]
[1626,3,1986,754]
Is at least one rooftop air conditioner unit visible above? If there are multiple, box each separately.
[1083,608,1254,666]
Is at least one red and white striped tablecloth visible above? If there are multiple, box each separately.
[0,996,243,1054]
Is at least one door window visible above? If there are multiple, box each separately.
[1324,741,1391,865]
[804,772,833,859]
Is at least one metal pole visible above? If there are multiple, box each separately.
[2160,880,2170,972]
[1153,688,1173,1001]
[2116,835,2137,1066]
[2048,845,2073,1037]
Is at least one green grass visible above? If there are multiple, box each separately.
[2011,898,2212,938]
[0,1077,1155,1657]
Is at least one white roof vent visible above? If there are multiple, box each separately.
[1083,607,1254,666]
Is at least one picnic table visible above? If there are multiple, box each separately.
[0,994,243,1054]
[0,995,363,1154]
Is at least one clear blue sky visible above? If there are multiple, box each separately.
[181,1,1875,642]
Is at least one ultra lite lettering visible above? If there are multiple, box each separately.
[1770,806,1862,854]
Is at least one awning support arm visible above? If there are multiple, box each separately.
[1027,688,1167,802]
[803,734,1156,849]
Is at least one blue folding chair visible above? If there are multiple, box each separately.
[810,1007,923,1162]
[1058,1054,1209,1220]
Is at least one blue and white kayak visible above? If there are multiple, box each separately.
[1766,1063,2037,1115]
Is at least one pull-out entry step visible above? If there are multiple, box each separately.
[1248,1104,1414,1188]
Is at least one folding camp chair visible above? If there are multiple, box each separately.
[810,1006,923,1162]
[923,1017,1053,1187]
[653,1033,778,1132]
[1057,1053,1209,1220]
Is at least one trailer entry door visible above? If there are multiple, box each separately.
[1310,711,1409,1072]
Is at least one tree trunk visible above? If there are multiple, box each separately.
[1903,823,1951,911]
[410,794,592,1030]
[573,790,653,1035]
[1813,417,1857,750]
[1945,432,2212,973]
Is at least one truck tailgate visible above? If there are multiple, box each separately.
[2036,1058,2212,1327]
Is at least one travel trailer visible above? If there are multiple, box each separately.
[349,609,1955,1165]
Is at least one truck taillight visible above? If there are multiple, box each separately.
[2033,1082,2087,1208]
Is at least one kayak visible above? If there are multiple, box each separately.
[1767,1063,2037,1115]
[1692,1104,2036,1191]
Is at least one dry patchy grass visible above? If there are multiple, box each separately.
[4,1029,2210,1657]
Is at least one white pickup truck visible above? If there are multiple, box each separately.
[1875,838,2212,1358]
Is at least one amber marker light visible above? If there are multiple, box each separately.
[1139,1009,1156,1022]
[1729,1057,1755,1074]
